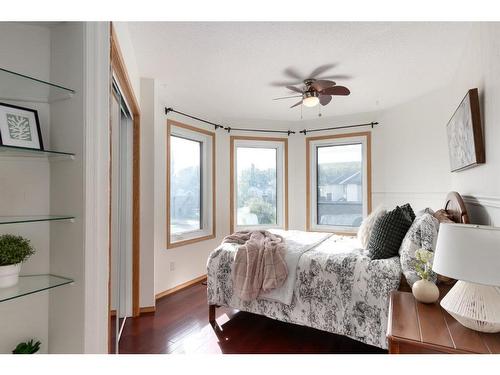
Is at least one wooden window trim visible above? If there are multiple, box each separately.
[230,135,289,234]
[166,119,216,249]
[306,131,372,232]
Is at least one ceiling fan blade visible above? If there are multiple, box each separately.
[319,95,332,106]
[309,63,336,78]
[321,85,351,96]
[286,85,303,93]
[284,67,303,81]
[317,74,352,80]
[272,95,302,101]
[311,80,336,91]
[270,81,302,87]
[290,100,303,108]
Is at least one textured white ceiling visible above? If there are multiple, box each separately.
[127,22,474,121]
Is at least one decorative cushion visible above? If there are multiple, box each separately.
[400,203,416,222]
[367,206,413,260]
[357,206,386,249]
[399,213,439,287]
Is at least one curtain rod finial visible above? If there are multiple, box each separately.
[165,107,173,115]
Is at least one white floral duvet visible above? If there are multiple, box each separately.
[207,232,401,349]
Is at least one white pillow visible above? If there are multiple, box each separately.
[357,205,386,249]
[399,213,439,287]
[416,207,435,217]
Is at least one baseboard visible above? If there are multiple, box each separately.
[155,274,207,301]
[139,306,156,314]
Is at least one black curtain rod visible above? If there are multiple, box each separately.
[224,127,295,135]
[299,122,379,135]
[165,107,295,135]
[165,107,224,129]
[165,107,376,136]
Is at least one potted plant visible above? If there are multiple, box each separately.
[412,248,439,303]
[0,234,35,288]
[12,339,41,354]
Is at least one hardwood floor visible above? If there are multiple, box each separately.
[118,281,386,354]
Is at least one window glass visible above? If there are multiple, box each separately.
[316,143,363,228]
[236,147,277,226]
[170,135,201,234]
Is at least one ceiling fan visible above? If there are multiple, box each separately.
[271,64,351,108]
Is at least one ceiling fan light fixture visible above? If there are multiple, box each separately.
[303,96,319,107]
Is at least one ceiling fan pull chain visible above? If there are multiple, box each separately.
[300,103,303,120]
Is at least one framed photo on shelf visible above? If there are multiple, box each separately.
[0,102,43,150]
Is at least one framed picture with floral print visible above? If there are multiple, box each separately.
[0,102,43,150]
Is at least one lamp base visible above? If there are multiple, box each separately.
[441,280,500,333]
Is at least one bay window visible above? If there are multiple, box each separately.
[307,132,371,233]
[167,120,215,247]
[231,136,288,232]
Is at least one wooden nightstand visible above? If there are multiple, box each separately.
[387,290,500,354]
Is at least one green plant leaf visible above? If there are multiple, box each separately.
[0,234,35,266]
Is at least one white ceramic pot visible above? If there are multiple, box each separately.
[0,263,21,288]
[412,279,439,304]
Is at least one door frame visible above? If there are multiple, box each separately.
[109,23,141,352]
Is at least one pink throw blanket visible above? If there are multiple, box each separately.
[223,230,288,301]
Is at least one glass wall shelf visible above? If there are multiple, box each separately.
[0,215,75,225]
[0,145,75,160]
[0,67,75,103]
[0,274,74,303]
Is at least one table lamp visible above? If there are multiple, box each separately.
[433,223,500,333]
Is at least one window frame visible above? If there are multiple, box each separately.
[306,132,372,234]
[167,120,216,248]
[230,136,288,233]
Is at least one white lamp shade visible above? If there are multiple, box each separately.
[433,224,500,287]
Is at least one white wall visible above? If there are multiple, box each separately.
[0,22,51,354]
[374,87,454,210]
[450,24,500,225]
[374,23,500,225]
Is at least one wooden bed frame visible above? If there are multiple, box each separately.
[443,191,470,225]
[209,191,470,324]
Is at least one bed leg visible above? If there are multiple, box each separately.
[209,304,217,325]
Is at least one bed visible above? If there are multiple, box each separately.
[207,192,469,349]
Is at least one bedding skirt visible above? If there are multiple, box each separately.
[207,233,401,349]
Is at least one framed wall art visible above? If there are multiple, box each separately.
[446,88,485,172]
[0,102,43,150]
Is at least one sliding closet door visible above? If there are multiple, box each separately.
[118,110,133,320]
[109,80,134,353]
[110,90,121,354]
